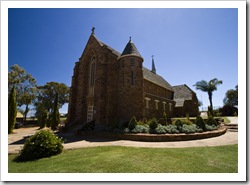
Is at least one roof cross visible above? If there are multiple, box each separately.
[91,27,95,34]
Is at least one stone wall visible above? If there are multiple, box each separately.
[144,80,175,119]
[118,56,144,123]
[174,93,199,118]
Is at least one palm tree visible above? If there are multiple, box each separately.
[194,78,223,115]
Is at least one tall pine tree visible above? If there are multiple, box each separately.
[8,87,17,134]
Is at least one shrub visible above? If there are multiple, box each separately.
[149,118,158,130]
[219,105,238,116]
[206,116,218,126]
[195,116,206,131]
[174,119,183,130]
[123,127,130,133]
[180,124,199,134]
[205,124,218,131]
[155,124,166,134]
[131,125,149,133]
[15,129,63,161]
[164,125,179,134]
[128,116,137,130]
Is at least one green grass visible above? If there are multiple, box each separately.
[9,145,238,173]
[218,117,230,124]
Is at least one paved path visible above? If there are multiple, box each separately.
[227,117,238,124]
[8,118,238,154]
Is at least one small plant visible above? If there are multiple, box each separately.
[123,127,130,133]
[186,113,190,120]
[234,112,238,116]
[206,116,218,126]
[174,119,183,131]
[164,125,179,134]
[163,112,167,125]
[15,129,63,161]
[131,125,149,133]
[128,116,137,130]
[180,124,196,134]
[155,124,166,134]
[205,124,218,131]
[195,115,206,131]
[149,117,158,130]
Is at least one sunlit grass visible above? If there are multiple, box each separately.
[9,144,238,173]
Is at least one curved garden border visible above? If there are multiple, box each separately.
[80,126,227,142]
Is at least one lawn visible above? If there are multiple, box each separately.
[9,144,237,173]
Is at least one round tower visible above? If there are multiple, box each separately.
[118,37,144,123]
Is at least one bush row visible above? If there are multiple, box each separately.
[122,116,219,134]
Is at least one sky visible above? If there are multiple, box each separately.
[8,8,238,115]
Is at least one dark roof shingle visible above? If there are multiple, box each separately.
[121,39,142,58]
[100,41,121,57]
[172,84,194,100]
[143,67,173,91]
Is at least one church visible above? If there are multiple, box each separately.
[66,28,199,128]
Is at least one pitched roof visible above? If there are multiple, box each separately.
[143,67,173,91]
[172,84,194,101]
[100,41,121,57]
[121,38,142,58]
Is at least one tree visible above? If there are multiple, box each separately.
[35,103,48,128]
[193,78,223,116]
[51,93,60,130]
[34,82,69,114]
[223,85,238,107]
[8,87,17,134]
[8,64,37,124]
[198,99,203,107]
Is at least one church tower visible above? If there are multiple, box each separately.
[118,37,144,122]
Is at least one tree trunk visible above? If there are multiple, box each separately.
[24,104,29,125]
[208,92,214,116]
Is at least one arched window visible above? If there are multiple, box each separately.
[89,56,96,86]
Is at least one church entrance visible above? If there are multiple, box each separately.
[87,105,94,122]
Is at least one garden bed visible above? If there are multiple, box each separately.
[79,126,227,142]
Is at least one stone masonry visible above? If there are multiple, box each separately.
[66,29,199,129]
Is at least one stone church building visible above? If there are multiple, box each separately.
[66,28,198,128]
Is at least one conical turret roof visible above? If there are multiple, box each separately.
[120,37,143,59]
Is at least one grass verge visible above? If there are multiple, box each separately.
[9,144,237,173]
